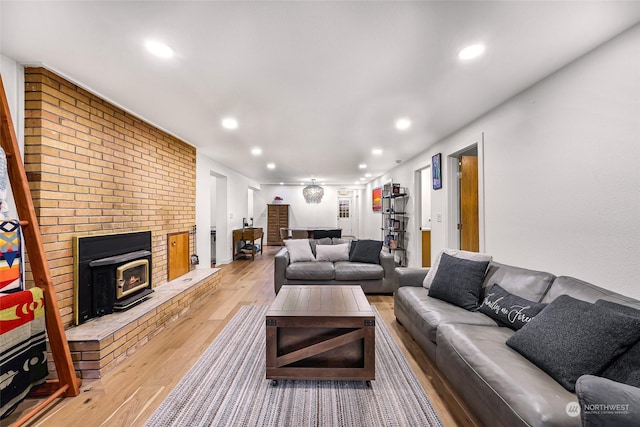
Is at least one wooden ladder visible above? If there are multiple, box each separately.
[0,76,81,425]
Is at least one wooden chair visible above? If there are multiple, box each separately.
[291,229,309,239]
[279,228,290,246]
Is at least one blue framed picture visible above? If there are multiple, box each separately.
[432,153,442,190]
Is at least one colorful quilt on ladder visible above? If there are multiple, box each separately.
[0,287,49,419]
[0,220,22,293]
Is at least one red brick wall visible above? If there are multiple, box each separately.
[23,68,196,327]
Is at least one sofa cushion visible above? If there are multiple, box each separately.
[596,300,640,387]
[423,249,492,289]
[349,239,382,264]
[395,287,498,343]
[576,375,640,427]
[479,284,547,330]
[315,243,350,262]
[285,261,335,280]
[506,295,640,392]
[436,323,581,427]
[541,276,640,306]
[428,253,490,311]
[334,261,384,281]
[284,239,315,263]
[481,262,555,303]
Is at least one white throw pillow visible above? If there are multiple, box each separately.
[284,239,316,263]
[315,243,350,262]
[423,249,492,289]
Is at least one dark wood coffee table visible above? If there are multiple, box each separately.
[266,285,375,385]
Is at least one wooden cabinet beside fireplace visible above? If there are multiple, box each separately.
[267,204,289,246]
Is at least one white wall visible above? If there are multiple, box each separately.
[361,25,640,299]
[253,184,353,232]
[0,54,24,217]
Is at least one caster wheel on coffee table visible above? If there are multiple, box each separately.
[271,380,278,387]
[365,380,372,388]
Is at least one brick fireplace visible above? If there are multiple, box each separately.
[22,67,218,377]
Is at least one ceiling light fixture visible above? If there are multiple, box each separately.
[359,164,367,169]
[365,173,371,178]
[372,148,383,155]
[458,44,486,60]
[145,40,174,58]
[221,117,238,130]
[267,163,276,169]
[251,147,262,156]
[395,118,412,131]
[303,179,324,204]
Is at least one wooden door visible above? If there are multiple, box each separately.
[421,230,431,267]
[460,156,479,252]
[168,231,189,281]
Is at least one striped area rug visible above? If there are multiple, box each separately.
[145,305,442,427]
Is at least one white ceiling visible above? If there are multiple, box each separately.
[2,1,639,186]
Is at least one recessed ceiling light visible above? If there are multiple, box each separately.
[267,163,276,169]
[300,182,305,185]
[145,40,174,58]
[365,173,371,178]
[358,164,367,169]
[221,117,238,130]
[458,44,485,61]
[354,181,360,185]
[395,118,412,131]
[251,147,262,156]
[372,148,383,155]
[279,182,284,185]
[360,177,366,181]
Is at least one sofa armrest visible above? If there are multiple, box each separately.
[576,375,640,426]
[274,248,290,294]
[378,250,397,290]
[396,267,429,289]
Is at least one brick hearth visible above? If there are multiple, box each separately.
[61,268,221,379]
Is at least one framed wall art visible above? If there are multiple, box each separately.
[372,187,382,211]
[432,153,442,190]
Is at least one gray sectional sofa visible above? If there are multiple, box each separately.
[274,238,396,294]
[395,259,640,427]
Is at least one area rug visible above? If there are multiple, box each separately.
[145,305,443,427]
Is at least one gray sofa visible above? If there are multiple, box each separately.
[395,261,640,427]
[274,238,396,294]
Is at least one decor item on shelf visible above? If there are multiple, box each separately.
[303,179,324,204]
[272,196,284,204]
[432,153,442,190]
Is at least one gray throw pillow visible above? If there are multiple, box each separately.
[596,300,640,387]
[506,295,640,392]
[349,239,382,264]
[427,253,490,311]
[576,375,640,427]
[284,239,315,263]
[479,284,547,330]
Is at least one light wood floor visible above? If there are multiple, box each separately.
[7,247,478,427]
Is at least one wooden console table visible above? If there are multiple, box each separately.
[232,227,263,260]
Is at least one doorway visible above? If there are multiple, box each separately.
[337,191,354,238]
[415,166,432,267]
[447,136,485,252]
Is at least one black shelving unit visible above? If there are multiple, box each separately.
[381,182,408,266]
